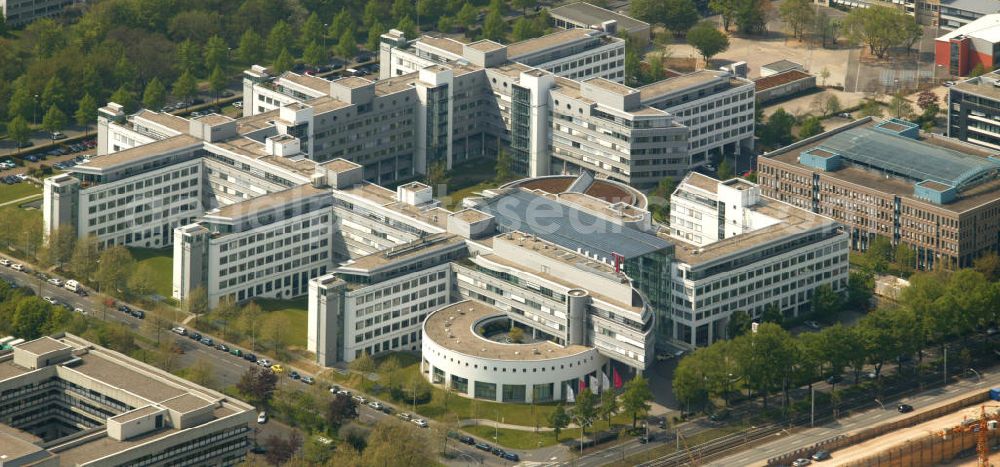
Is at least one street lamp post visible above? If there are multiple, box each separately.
[33,94,39,126]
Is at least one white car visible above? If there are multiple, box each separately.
[368,401,383,410]
[73,307,87,315]
[11,264,24,271]
[171,326,187,336]
[257,411,267,424]
[0,259,10,266]
[257,359,271,367]
[47,278,63,286]
[411,418,429,428]
[43,296,57,305]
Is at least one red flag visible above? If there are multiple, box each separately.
[613,368,623,389]
[579,378,586,394]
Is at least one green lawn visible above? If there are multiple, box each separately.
[128,247,173,298]
[0,183,41,205]
[462,424,578,449]
[255,297,308,348]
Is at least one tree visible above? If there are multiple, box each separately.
[238,301,263,349]
[300,12,325,50]
[760,303,783,325]
[110,86,137,113]
[69,235,100,282]
[367,21,386,51]
[208,66,227,102]
[512,0,533,14]
[663,0,700,36]
[864,235,893,273]
[237,30,265,65]
[12,298,51,340]
[325,393,359,429]
[826,95,842,115]
[734,0,770,34]
[456,2,478,27]
[267,20,293,59]
[361,419,435,466]
[624,46,641,87]
[621,375,653,428]
[813,11,840,47]
[76,93,98,135]
[172,71,197,104]
[350,351,376,384]
[41,104,66,142]
[810,284,842,324]
[710,0,740,31]
[779,0,815,40]
[799,116,824,139]
[727,310,752,338]
[424,160,449,193]
[649,176,675,221]
[760,108,795,147]
[203,35,229,71]
[894,243,916,271]
[731,323,796,409]
[549,404,570,440]
[842,6,917,59]
[396,16,418,42]
[127,263,158,298]
[974,251,1000,281]
[512,17,542,42]
[717,158,734,180]
[482,9,505,41]
[819,67,831,87]
[687,21,730,66]
[363,0,384,29]
[495,148,513,183]
[889,92,913,119]
[329,9,353,41]
[183,286,209,318]
[859,99,883,118]
[184,357,215,387]
[41,76,66,112]
[95,245,135,294]
[674,350,708,411]
[237,366,279,405]
[176,39,202,75]
[394,0,416,22]
[264,432,302,466]
[8,115,30,151]
[598,390,619,427]
[272,48,294,74]
[377,356,404,392]
[644,52,666,84]
[43,226,75,269]
[264,313,291,354]
[337,30,358,60]
[142,78,167,110]
[575,388,597,435]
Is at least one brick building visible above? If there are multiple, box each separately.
[757,117,1000,269]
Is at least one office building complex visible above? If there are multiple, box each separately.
[668,173,849,344]
[935,14,1000,76]
[948,70,1000,150]
[0,335,255,466]
[549,2,652,45]
[1,0,74,27]
[818,0,999,30]
[758,117,1000,269]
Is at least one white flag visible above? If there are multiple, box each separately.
[590,375,599,392]
[566,384,575,403]
[602,372,611,391]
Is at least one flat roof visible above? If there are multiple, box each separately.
[952,71,1000,100]
[451,208,493,223]
[474,188,671,259]
[375,73,417,95]
[278,72,331,94]
[754,69,813,91]
[208,184,327,220]
[321,158,362,172]
[682,172,720,194]
[339,183,450,230]
[585,77,637,96]
[550,2,650,31]
[15,336,70,355]
[423,300,593,361]
[195,113,234,126]
[765,119,1000,211]
[761,59,803,72]
[335,76,374,89]
[669,196,838,265]
[339,233,464,272]
[418,36,466,56]
[508,28,599,58]
[467,40,505,52]
[937,13,1000,42]
[638,70,734,102]
[109,405,163,423]
[75,134,202,171]
[940,0,1000,15]
[160,393,213,413]
[134,110,189,134]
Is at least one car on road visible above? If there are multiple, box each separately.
[257,358,271,367]
[397,412,412,421]
[353,394,367,404]
[230,348,242,357]
[474,442,491,452]
[289,371,300,380]
[129,309,145,319]
[199,337,214,346]
[792,459,812,466]
[216,343,229,352]
[43,296,58,305]
[459,434,475,445]
[709,410,730,422]
[301,376,315,385]
[118,305,131,313]
[490,446,504,456]
[897,403,914,413]
[12,263,25,271]
[243,353,257,362]
[0,259,10,266]
[638,434,652,444]
[46,277,63,286]
[257,411,267,424]
[501,452,519,461]
[826,374,843,385]
[412,418,429,428]
[804,320,821,330]
[368,401,383,410]
[172,327,187,336]
[270,364,284,374]
[811,450,831,461]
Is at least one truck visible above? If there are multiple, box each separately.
[64,279,80,293]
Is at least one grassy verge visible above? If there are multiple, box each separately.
[128,247,174,298]
[462,424,577,449]
[0,183,41,205]
[607,425,745,467]
[255,297,308,348]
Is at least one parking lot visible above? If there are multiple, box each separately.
[0,137,97,179]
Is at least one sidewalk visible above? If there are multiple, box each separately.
[0,193,42,208]
[459,418,560,431]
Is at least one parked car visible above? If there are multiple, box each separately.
[43,296,58,305]
[12,263,25,271]
[189,332,202,341]
[257,358,271,367]
[118,304,132,313]
[230,348,243,357]
[0,259,10,266]
[897,403,914,413]
[270,364,284,374]
[243,353,257,362]
[199,337,214,346]
[130,310,145,319]
[397,412,412,421]
[474,442,491,452]
[73,307,87,315]
[216,343,229,352]
[368,401,383,410]
[353,394,367,404]
[811,450,831,461]
[289,371,300,380]
[459,435,475,445]
[301,376,315,385]
[792,459,812,467]
[501,452,520,462]
[804,320,821,330]
[826,374,843,385]
[257,411,267,424]
[172,326,187,336]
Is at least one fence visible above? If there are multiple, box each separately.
[843,428,1000,466]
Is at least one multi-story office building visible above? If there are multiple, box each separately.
[948,70,1000,150]
[0,334,255,466]
[935,14,1000,76]
[549,2,652,45]
[0,0,74,26]
[758,117,1000,269]
[668,173,849,345]
[818,0,998,30]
